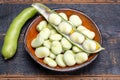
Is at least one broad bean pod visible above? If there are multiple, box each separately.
[2,7,37,60]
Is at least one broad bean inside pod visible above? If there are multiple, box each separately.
[58,21,72,34]
[82,39,99,52]
[59,12,68,20]
[77,25,95,39]
[70,32,85,44]
[48,13,62,25]
[72,46,82,53]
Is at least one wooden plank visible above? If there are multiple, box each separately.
[0,4,120,80]
[0,75,120,80]
[1,0,120,4]
[0,0,3,3]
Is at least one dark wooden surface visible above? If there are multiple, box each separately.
[0,0,120,4]
[0,4,120,79]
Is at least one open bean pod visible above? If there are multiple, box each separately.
[32,3,104,54]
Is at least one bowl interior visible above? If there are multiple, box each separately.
[24,9,102,72]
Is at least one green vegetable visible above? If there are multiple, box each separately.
[2,7,37,60]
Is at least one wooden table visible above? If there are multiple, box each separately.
[0,0,120,80]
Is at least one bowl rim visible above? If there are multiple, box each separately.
[24,8,102,72]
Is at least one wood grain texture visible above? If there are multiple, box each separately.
[0,75,120,80]
[0,4,120,79]
[0,0,120,4]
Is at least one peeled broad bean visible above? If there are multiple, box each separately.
[63,50,76,66]
[43,40,51,49]
[82,39,97,51]
[70,32,85,44]
[36,20,47,32]
[44,57,57,67]
[49,33,62,41]
[61,38,72,50]
[50,29,57,35]
[69,15,82,27]
[72,46,82,53]
[59,12,68,20]
[35,47,50,58]
[48,13,62,25]
[38,28,50,40]
[75,52,88,64]
[31,36,44,48]
[56,54,66,67]
[58,21,72,34]
[51,41,63,55]
[49,52,56,59]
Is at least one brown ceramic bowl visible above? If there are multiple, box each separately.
[24,8,102,72]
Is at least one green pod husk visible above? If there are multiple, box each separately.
[2,7,37,60]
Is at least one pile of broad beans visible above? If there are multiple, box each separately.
[31,12,96,67]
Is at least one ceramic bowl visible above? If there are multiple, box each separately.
[24,8,102,72]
